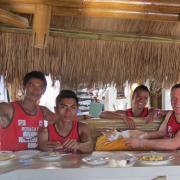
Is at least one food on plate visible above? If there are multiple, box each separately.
[138,154,164,161]
[0,152,15,161]
[48,152,59,157]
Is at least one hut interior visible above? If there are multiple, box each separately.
[0,0,180,100]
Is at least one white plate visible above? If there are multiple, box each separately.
[15,150,40,159]
[39,152,62,161]
[113,153,136,167]
[0,151,16,166]
[82,156,110,165]
[136,152,174,165]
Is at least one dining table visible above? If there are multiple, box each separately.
[1,150,180,180]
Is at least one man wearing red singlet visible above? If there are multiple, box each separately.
[0,71,56,151]
[100,85,165,129]
[126,83,180,150]
[38,90,93,153]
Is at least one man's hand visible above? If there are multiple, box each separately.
[125,138,143,148]
[121,114,136,129]
[145,108,164,123]
[40,141,63,151]
[63,139,80,152]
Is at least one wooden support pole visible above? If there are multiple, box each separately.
[32,4,52,48]
[0,8,29,28]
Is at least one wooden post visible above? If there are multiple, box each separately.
[32,4,52,48]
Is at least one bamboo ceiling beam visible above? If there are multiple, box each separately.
[1,26,180,44]
[1,0,180,5]
[0,8,29,28]
[1,0,180,14]
[32,4,52,48]
[1,3,35,14]
[53,7,179,22]
[47,0,180,14]
[0,0,43,4]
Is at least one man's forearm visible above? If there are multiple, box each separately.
[100,111,124,119]
[78,141,94,153]
[143,131,166,139]
[143,138,178,150]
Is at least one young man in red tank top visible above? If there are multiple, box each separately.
[100,85,165,129]
[0,71,56,151]
[126,83,180,150]
[38,90,94,153]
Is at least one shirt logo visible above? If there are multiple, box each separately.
[18,119,26,126]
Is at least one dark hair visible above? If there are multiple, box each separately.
[56,90,79,105]
[171,83,180,92]
[132,85,150,99]
[23,71,47,88]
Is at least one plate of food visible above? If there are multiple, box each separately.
[82,155,110,165]
[113,153,136,167]
[15,150,40,159]
[0,151,16,166]
[39,152,62,161]
[136,152,174,165]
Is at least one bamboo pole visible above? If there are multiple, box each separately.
[1,0,180,14]
[1,3,35,14]
[48,0,180,14]
[0,8,29,28]
[1,25,180,44]
[0,0,43,3]
[32,4,52,48]
[53,7,179,22]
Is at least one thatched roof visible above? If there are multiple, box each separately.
[0,1,180,89]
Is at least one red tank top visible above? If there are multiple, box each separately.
[48,119,80,144]
[166,113,180,138]
[126,107,149,117]
[0,101,44,151]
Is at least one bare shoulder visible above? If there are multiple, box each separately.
[78,121,91,134]
[0,102,12,110]
[39,105,56,122]
[39,105,51,113]
[78,121,90,129]
[0,102,13,115]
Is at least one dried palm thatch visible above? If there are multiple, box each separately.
[0,32,180,90]
[0,17,180,90]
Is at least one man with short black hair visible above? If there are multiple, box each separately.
[100,85,164,129]
[126,83,180,150]
[0,71,55,151]
[38,89,93,153]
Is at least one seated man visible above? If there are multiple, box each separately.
[38,90,94,153]
[100,85,165,129]
[126,83,180,150]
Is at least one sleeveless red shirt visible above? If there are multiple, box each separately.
[48,119,80,144]
[166,113,180,138]
[126,107,149,117]
[0,101,44,151]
